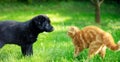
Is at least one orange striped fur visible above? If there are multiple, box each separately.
[67,26,120,59]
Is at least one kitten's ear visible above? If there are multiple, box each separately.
[72,26,80,32]
[68,26,80,32]
[68,26,80,37]
[67,30,75,38]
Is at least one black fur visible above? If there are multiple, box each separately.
[0,15,54,56]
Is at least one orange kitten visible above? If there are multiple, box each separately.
[67,26,120,60]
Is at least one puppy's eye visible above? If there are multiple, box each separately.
[38,22,41,24]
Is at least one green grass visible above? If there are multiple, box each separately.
[0,1,120,62]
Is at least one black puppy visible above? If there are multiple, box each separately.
[0,15,54,56]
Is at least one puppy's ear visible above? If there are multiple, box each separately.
[31,15,43,24]
[31,15,49,25]
[37,15,46,21]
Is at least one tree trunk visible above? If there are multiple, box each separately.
[91,0,104,24]
[95,5,100,24]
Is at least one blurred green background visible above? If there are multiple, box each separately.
[0,0,120,62]
[0,0,120,4]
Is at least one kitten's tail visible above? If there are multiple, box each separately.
[105,40,120,51]
[103,33,120,51]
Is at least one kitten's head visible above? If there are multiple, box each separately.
[67,26,80,38]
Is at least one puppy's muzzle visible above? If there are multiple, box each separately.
[46,26,54,32]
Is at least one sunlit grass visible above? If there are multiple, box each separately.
[0,1,120,62]
[48,14,71,23]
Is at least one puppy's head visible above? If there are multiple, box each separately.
[67,26,80,38]
[32,15,54,32]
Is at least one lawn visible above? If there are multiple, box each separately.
[0,1,120,62]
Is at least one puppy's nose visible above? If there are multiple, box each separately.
[51,27,54,31]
